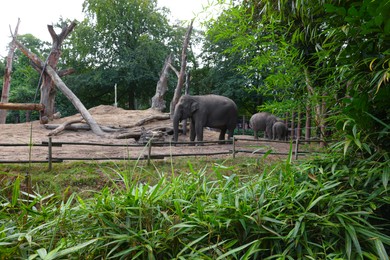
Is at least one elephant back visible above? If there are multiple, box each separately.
[249,112,271,131]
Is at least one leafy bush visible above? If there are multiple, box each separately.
[1,149,388,259]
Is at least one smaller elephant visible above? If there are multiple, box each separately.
[249,112,272,139]
[265,115,278,139]
[272,121,288,140]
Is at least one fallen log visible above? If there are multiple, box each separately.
[48,118,84,136]
[44,123,91,131]
[115,130,143,140]
[0,102,44,111]
[45,123,123,133]
[119,114,171,128]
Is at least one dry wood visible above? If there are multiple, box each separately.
[15,40,107,137]
[48,118,84,136]
[0,102,44,111]
[44,123,91,131]
[168,63,179,77]
[115,130,143,140]
[0,19,20,124]
[151,54,172,112]
[119,114,171,128]
[44,123,122,133]
[115,126,173,140]
[38,21,77,121]
[169,19,194,116]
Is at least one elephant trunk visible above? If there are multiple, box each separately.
[173,113,181,142]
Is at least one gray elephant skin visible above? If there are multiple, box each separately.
[173,94,238,142]
[272,121,288,140]
[249,112,275,139]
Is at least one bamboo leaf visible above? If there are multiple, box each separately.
[216,240,258,260]
[344,139,351,156]
[345,224,362,257]
[11,177,20,207]
[306,193,330,211]
[177,233,209,257]
[345,230,352,260]
[374,238,389,260]
[382,167,389,189]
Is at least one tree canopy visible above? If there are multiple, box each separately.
[61,0,192,110]
[1,0,389,152]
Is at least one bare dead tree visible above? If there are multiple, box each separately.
[15,40,106,137]
[151,54,173,112]
[0,19,20,124]
[38,21,77,123]
[169,19,194,116]
[182,71,191,135]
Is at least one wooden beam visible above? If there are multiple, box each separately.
[0,102,44,111]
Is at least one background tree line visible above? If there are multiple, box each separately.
[1,0,389,151]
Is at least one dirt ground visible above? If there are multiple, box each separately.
[0,105,291,162]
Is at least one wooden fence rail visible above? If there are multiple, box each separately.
[0,137,313,170]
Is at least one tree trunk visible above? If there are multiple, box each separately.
[39,21,77,122]
[305,104,311,142]
[291,111,295,139]
[151,54,172,111]
[14,40,106,137]
[297,108,301,140]
[182,71,191,135]
[320,94,327,147]
[0,102,44,111]
[0,19,20,124]
[170,19,194,116]
[128,89,135,110]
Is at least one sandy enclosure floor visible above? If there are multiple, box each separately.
[0,105,291,162]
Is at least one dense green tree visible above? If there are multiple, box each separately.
[204,0,389,148]
[201,2,303,116]
[61,0,185,110]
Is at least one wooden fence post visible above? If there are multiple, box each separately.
[294,138,299,160]
[48,137,53,171]
[232,137,236,159]
[147,141,152,165]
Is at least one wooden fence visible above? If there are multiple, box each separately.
[0,137,314,170]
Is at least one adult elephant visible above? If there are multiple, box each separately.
[173,94,238,142]
[272,121,288,140]
[249,112,274,139]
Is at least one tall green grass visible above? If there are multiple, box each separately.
[1,154,388,259]
[0,137,389,259]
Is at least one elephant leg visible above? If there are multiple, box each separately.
[266,127,272,139]
[219,129,227,140]
[195,122,204,142]
[227,128,234,140]
[190,120,196,141]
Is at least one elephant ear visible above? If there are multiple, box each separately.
[190,101,199,113]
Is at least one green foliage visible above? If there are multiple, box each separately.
[0,152,388,258]
[59,0,187,110]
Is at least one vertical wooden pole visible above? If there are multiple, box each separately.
[243,115,246,134]
[291,111,295,140]
[147,141,152,165]
[320,95,327,147]
[232,137,236,159]
[294,138,299,160]
[305,105,311,143]
[297,108,301,140]
[48,137,52,171]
